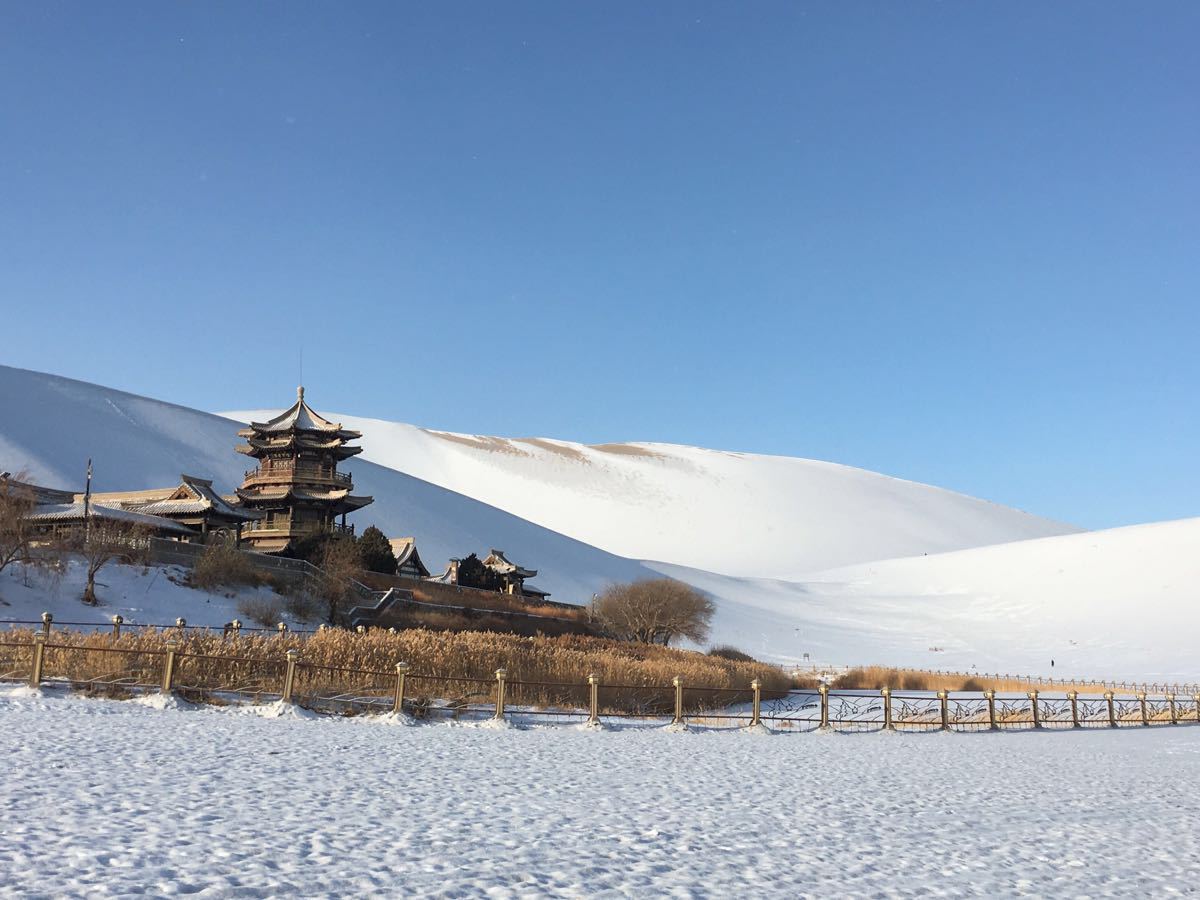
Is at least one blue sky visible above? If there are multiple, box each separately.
[1,3,1196,529]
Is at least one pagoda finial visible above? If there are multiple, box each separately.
[297,385,305,402]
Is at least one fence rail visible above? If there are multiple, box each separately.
[3,635,1199,734]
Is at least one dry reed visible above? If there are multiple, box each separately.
[833,665,1124,696]
[4,626,792,714]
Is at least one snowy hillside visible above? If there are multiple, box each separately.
[654,517,1200,680]
[0,365,650,602]
[4,364,1195,681]
[222,411,1078,577]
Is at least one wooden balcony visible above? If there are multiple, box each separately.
[242,518,355,537]
[242,463,352,488]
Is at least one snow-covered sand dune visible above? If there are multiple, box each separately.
[224,409,1079,577]
[2,364,1196,681]
[0,365,651,602]
[654,516,1200,679]
[3,686,1199,897]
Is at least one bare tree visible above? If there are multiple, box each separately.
[318,535,363,625]
[0,474,36,579]
[74,519,150,605]
[594,579,715,647]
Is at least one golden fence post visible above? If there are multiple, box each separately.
[1137,692,1149,726]
[1067,691,1079,728]
[984,690,998,731]
[1028,690,1041,729]
[587,673,600,727]
[881,686,893,731]
[938,690,950,731]
[393,662,409,715]
[29,633,46,687]
[161,639,179,694]
[494,668,507,721]
[672,676,684,726]
[818,683,830,730]
[749,678,762,728]
[1194,694,1200,723]
[1167,694,1177,725]
[111,615,123,638]
[1105,691,1116,728]
[282,649,299,703]
[40,612,52,639]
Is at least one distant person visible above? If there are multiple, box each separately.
[1051,659,1055,668]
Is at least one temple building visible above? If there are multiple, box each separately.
[481,549,540,596]
[388,537,432,578]
[235,387,373,552]
[426,551,551,601]
[75,475,260,544]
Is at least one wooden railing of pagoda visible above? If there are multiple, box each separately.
[241,518,354,537]
[242,464,352,486]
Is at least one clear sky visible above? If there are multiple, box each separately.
[1,3,1196,530]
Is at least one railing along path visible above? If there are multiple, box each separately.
[3,625,1200,735]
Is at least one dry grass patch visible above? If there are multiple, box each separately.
[833,666,1119,695]
[9,626,792,714]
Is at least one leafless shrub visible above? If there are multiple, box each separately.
[594,578,715,646]
[237,595,285,628]
[318,536,363,625]
[190,542,261,591]
[0,473,36,581]
[68,520,150,605]
[281,584,324,623]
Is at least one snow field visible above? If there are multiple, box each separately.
[2,686,1200,897]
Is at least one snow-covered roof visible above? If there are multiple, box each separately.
[24,502,196,535]
[238,435,363,457]
[483,549,537,579]
[426,563,458,585]
[136,475,260,521]
[238,387,362,438]
[389,537,431,577]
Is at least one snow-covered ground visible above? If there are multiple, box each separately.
[3,685,1199,897]
[0,559,298,630]
[651,516,1200,680]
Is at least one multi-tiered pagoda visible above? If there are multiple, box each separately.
[235,387,373,552]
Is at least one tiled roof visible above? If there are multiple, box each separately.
[24,502,195,535]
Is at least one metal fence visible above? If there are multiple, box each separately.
[3,633,1199,733]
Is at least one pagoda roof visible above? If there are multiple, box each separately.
[482,549,537,579]
[239,387,362,438]
[237,435,362,457]
[136,475,261,522]
[236,485,373,510]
